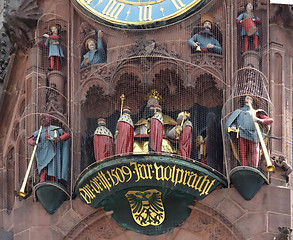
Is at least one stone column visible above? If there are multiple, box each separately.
[47,70,66,114]
[242,50,261,70]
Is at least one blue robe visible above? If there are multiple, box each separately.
[33,125,70,181]
[81,38,106,68]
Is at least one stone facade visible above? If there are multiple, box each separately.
[0,0,292,239]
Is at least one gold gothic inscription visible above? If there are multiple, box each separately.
[79,162,216,204]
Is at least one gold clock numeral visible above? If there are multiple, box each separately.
[170,0,185,10]
[102,0,125,19]
[138,5,152,22]
[85,0,94,4]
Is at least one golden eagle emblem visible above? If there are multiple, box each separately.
[125,189,165,226]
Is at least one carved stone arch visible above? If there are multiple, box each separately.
[63,203,245,239]
[110,63,144,107]
[110,63,143,87]
[189,69,224,108]
[190,66,225,90]
[79,78,109,104]
[148,60,187,95]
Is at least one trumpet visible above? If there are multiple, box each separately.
[17,125,43,198]
[248,102,275,172]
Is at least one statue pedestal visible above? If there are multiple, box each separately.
[47,70,66,114]
[242,51,261,70]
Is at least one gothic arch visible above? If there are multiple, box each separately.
[63,203,245,239]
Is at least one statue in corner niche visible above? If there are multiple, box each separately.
[81,30,106,68]
[188,13,222,54]
[236,2,262,52]
[225,95,273,168]
[42,24,65,71]
[27,114,70,183]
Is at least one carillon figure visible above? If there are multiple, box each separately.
[42,24,65,71]
[149,105,164,153]
[81,30,106,68]
[226,95,273,168]
[27,114,70,182]
[236,2,261,52]
[176,112,193,158]
[188,13,222,54]
[93,118,114,162]
[115,106,134,155]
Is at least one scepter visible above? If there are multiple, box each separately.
[120,94,125,116]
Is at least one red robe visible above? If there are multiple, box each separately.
[150,113,163,152]
[94,126,114,162]
[179,121,193,158]
[116,115,134,154]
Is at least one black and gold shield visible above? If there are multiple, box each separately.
[125,189,165,226]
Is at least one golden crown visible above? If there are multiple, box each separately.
[145,89,163,102]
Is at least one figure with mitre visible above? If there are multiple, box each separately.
[225,95,273,168]
[93,118,114,162]
[236,2,261,52]
[188,13,222,54]
[27,114,70,183]
[115,106,134,155]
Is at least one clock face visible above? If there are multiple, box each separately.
[75,0,211,29]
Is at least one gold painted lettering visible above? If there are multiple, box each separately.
[170,0,185,10]
[115,167,126,183]
[79,187,93,204]
[154,163,164,181]
[174,168,185,186]
[201,179,216,196]
[182,170,189,185]
[171,165,176,182]
[107,170,117,186]
[186,172,197,188]
[100,171,112,190]
[97,172,109,190]
[138,5,152,22]
[122,166,132,182]
[164,166,172,181]
[194,175,203,191]
[102,0,125,19]
[79,184,95,204]
[130,162,141,182]
[146,164,153,180]
[111,169,119,185]
[90,178,102,194]
[137,164,151,180]
[197,175,210,194]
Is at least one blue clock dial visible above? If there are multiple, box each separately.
[75,0,210,29]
